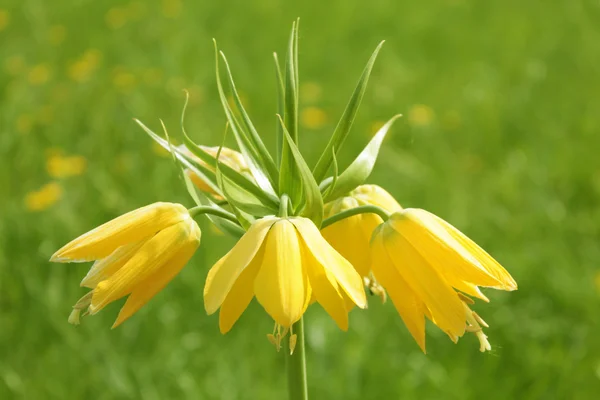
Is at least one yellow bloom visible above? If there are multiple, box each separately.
[204,216,367,340]
[179,145,250,196]
[46,154,87,178]
[300,106,327,130]
[24,182,62,211]
[371,208,517,353]
[51,202,201,327]
[322,185,401,277]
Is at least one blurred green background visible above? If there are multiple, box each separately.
[2,0,600,398]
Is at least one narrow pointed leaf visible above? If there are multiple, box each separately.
[183,134,278,209]
[213,41,277,195]
[278,116,323,226]
[219,51,279,190]
[312,41,385,183]
[325,114,401,201]
[273,52,285,164]
[279,21,301,201]
[135,118,222,196]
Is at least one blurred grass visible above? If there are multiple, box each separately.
[1,0,600,398]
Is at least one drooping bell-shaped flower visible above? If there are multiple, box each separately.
[204,216,367,340]
[370,208,517,352]
[322,185,402,278]
[51,202,201,327]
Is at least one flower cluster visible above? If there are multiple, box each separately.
[51,22,516,354]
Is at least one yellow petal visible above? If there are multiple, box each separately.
[351,184,403,212]
[80,242,144,288]
[371,233,426,352]
[380,222,466,338]
[302,242,348,331]
[90,218,200,314]
[51,202,188,262]
[321,215,373,277]
[291,217,367,309]
[218,244,265,334]
[431,212,517,290]
[254,220,309,327]
[203,216,277,314]
[112,238,199,328]
[389,209,505,289]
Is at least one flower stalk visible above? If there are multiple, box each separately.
[321,204,391,229]
[286,317,308,400]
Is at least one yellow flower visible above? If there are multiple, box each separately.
[322,185,401,278]
[300,106,327,130]
[204,216,367,341]
[408,104,434,127]
[46,154,87,178]
[179,145,250,196]
[370,208,517,353]
[24,182,63,211]
[51,202,201,327]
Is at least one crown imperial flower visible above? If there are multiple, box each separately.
[204,216,367,338]
[51,202,201,327]
[322,184,401,277]
[370,208,517,352]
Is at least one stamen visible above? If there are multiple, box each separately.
[364,274,387,304]
[463,302,492,352]
[267,323,293,352]
[289,325,297,355]
[68,291,93,325]
[457,292,475,305]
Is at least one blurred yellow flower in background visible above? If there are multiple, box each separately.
[51,202,201,327]
[300,106,328,130]
[28,64,51,85]
[408,104,434,127]
[46,153,87,178]
[371,208,517,353]
[0,9,9,31]
[68,49,102,82]
[113,68,137,92]
[204,216,367,349]
[24,182,63,211]
[106,7,128,29]
[300,82,322,104]
[162,0,182,18]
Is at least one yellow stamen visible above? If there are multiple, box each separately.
[68,291,93,325]
[364,274,387,304]
[463,302,491,352]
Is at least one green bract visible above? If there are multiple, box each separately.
[137,20,399,231]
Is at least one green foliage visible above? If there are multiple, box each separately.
[1,0,600,399]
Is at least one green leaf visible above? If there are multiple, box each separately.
[312,40,385,183]
[182,133,279,209]
[213,40,277,195]
[278,115,323,226]
[279,20,301,204]
[273,52,285,164]
[135,118,222,197]
[158,118,203,207]
[321,147,339,199]
[194,192,246,238]
[218,48,279,189]
[324,114,401,201]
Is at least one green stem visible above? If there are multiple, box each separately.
[279,194,290,218]
[286,318,308,400]
[320,205,391,229]
[188,206,240,224]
